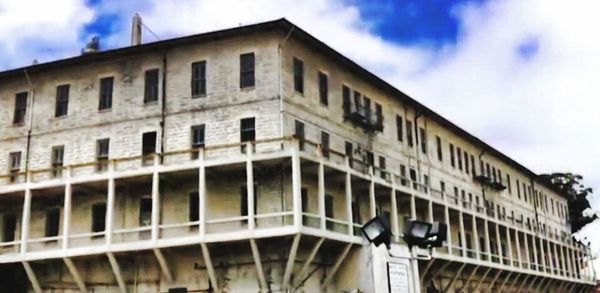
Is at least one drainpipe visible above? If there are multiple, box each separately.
[23,69,34,177]
[159,52,167,164]
[278,26,295,139]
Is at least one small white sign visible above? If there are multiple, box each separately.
[388,262,410,293]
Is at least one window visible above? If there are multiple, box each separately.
[436,136,442,161]
[321,131,330,158]
[363,97,371,118]
[191,61,207,97]
[240,53,255,88]
[491,166,497,182]
[55,84,69,117]
[240,184,258,223]
[96,138,110,172]
[318,71,328,105]
[366,151,374,166]
[2,214,16,242]
[449,144,455,168]
[342,86,351,116]
[189,192,199,223]
[353,91,361,112]
[457,147,463,171]
[470,155,475,175]
[351,201,361,224]
[507,174,512,194]
[142,132,157,165]
[9,152,21,183]
[396,116,404,142]
[295,120,305,151]
[464,151,469,174]
[91,203,106,233]
[13,92,27,125]
[144,69,159,103]
[375,103,383,126]
[325,195,333,229]
[45,208,60,237]
[423,174,429,193]
[419,127,427,154]
[406,120,413,147]
[410,169,418,190]
[99,77,113,110]
[139,197,152,226]
[440,181,446,193]
[301,188,308,213]
[293,57,304,94]
[51,145,64,178]
[400,164,407,186]
[240,118,256,154]
[379,156,386,179]
[345,141,353,167]
[191,124,205,159]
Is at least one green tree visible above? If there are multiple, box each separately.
[539,172,597,233]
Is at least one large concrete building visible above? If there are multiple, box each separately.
[0,18,595,292]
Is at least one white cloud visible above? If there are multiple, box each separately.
[1,0,600,274]
[0,0,94,69]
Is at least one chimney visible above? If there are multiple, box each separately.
[131,13,142,46]
[82,36,100,55]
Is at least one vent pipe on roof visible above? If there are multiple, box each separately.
[82,36,100,55]
[131,13,142,46]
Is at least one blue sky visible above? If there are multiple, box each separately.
[1,0,600,270]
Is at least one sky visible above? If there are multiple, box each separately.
[1,0,600,272]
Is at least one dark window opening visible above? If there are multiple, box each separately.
[139,198,152,226]
[189,192,199,223]
[366,151,374,167]
[318,71,328,105]
[449,144,455,168]
[400,164,407,186]
[2,214,16,242]
[464,151,469,175]
[353,91,361,112]
[470,155,476,175]
[345,141,353,167]
[9,152,21,183]
[99,77,113,110]
[293,57,304,94]
[191,124,205,159]
[375,103,383,126]
[96,139,110,172]
[45,208,60,237]
[191,61,207,97]
[241,184,258,224]
[363,97,371,119]
[301,188,308,213]
[325,195,333,230]
[91,203,106,233]
[240,53,255,88]
[419,127,427,154]
[379,156,386,179]
[142,132,157,165]
[396,116,403,142]
[409,169,418,190]
[240,118,256,153]
[436,136,442,161]
[51,145,64,178]
[406,120,413,147]
[342,86,351,116]
[144,69,159,103]
[352,201,360,224]
[321,131,329,158]
[295,120,305,151]
[55,84,70,117]
[13,92,27,125]
[457,147,463,171]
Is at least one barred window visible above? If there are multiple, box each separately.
[99,77,113,110]
[240,53,255,88]
[191,61,207,97]
[144,69,159,103]
[13,92,27,125]
[55,84,70,117]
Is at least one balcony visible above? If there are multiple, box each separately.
[473,174,507,191]
[343,106,384,133]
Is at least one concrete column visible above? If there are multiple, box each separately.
[472,215,480,260]
[151,155,160,241]
[532,235,539,271]
[458,212,467,257]
[559,244,566,276]
[345,171,354,236]
[369,171,376,219]
[318,161,326,230]
[105,161,115,245]
[62,167,72,250]
[524,233,531,269]
[484,219,491,261]
[495,223,503,264]
[198,149,206,237]
[539,237,547,272]
[514,230,522,268]
[390,178,399,241]
[409,194,416,220]
[545,238,553,273]
[506,227,514,266]
[20,188,32,254]
[246,142,255,231]
[291,141,302,229]
[444,205,452,255]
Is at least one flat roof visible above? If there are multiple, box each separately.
[0,18,564,197]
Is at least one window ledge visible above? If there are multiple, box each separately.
[98,108,112,113]
[143,100,159,106]
[240,86,256,92]
[191,94,207,99]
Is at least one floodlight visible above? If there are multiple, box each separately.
[361,216,392,248]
